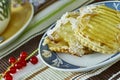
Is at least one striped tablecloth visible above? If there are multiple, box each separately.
[0,0,120,80]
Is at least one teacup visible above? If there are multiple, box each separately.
[0,0,11,34]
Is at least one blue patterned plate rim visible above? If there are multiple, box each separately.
[38,1,120,72]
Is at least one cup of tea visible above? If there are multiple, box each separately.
[0,0,11,34]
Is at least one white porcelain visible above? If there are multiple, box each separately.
[39,1,120,72]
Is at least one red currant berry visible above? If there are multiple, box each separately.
[3,71,10,78]
[15,62,22,69]
[18,57,25,62]
[9,57,16,64]
[30,56,38,65]
[9,66,16,74]
[21,60,27,67]
[20,51,28,59]
[4,73,13,80]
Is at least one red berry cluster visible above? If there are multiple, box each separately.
[3,51,38,80]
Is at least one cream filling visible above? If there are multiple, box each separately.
[47,12,79,39]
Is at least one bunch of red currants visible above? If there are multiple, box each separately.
[3,51,38,80]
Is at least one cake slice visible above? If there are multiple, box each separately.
[43,12,93,56]
[75,5,120,54]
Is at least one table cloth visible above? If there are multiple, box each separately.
[0,0,120,80]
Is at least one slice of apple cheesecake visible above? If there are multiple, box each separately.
[75,5,120,54]
[43,5,120,56]
[43,12,93,56]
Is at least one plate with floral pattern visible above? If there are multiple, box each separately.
[39,1,120,72]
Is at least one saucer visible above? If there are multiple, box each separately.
[0,2,34,49]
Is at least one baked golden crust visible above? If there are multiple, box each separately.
[43,12,93,56]
[75,5,120,54]
[43,5,120,56]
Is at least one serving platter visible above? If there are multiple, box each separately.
[0,2,34,49]
[39,1,120,72]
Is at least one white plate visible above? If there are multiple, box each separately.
[38,1,120,72]
[0,3,34,50]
